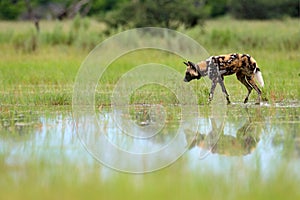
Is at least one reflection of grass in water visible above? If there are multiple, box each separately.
[0,154,299,200]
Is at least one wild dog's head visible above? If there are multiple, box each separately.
[183,61,204,82]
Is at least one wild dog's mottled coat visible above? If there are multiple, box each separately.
[183,53,264,104]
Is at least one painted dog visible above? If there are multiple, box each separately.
[186,116,261,156]
[183,53,264,104]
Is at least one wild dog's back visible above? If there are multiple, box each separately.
[210,53,259,77]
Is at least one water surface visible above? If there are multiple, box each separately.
[1,102,299,180]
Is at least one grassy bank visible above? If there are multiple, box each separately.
[0,17,299,109]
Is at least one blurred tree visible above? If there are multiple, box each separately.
[0,0,92,20]
[0,0,298,21]
[205,0,227,18]
[88,0,129,15]
[0,0,25,19]
[229,0,299,19]
[104,0,207,29]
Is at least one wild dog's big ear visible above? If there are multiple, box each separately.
[183,61,189,66]
[188,61,196,70]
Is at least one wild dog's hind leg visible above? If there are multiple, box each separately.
[236,71,253,103]
[218,76,231,104]
[246,76,262,104]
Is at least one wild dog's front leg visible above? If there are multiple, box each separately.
[209,78,218,103]
[218,77,231,104]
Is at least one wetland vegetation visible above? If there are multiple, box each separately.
[0,9,299,200]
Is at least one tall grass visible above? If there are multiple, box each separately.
[184,17,300,52]
[1,17,299,52]
[0,17,107,52]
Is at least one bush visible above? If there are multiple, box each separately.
[0,0,25,20]
[104,0,207,29]
[229,0,299,19]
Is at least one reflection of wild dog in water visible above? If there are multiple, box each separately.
[183,53,264,104]
[187,117,261,156]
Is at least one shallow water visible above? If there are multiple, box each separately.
[1,102,299,180]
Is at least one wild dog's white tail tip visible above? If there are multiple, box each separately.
[255,68,264,87]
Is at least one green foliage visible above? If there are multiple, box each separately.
[229,0,299,19]
[103,0,208,29]
[0,0,298,22]
[0,0,25,20]
[205,0,228,18]
[88,0,129,15]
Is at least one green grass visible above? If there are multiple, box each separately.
[0,17,299,109]
[0,46,82,107]
[1,47,298,107]
[185,17,300,52]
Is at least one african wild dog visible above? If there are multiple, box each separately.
[183,53,264,104]
[186,116,261,156]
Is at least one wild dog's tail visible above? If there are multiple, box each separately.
[254,67,264,87]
